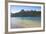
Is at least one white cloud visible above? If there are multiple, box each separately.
[11,10,20,13]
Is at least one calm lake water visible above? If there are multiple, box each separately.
[11,17,41,28]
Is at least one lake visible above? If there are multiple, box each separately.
[11,17,41,28]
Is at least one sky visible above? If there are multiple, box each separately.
[10,5,41,13]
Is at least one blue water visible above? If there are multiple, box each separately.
[11,17,41,21]
[12,17,40,19]
[11,17,41,28]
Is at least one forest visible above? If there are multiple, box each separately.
[11,9,41,17]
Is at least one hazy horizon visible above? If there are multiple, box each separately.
[10,5,41,13]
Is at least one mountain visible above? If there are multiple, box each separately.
[11,9,41,17]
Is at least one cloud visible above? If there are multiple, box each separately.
[11,10,20,13]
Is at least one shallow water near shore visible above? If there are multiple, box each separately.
[11,17,41,28]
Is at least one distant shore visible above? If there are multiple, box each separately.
[11,9,41,17]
